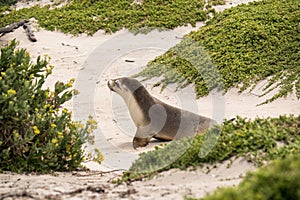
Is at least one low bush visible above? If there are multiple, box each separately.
[188,155,300,200]
[0,0,225,35]
[0,0,17,6]
[135,0,300,104]
[0,40,102,173]
[120,115,300,182]
[0,0,17,11]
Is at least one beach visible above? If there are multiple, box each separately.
[0,0,299,199]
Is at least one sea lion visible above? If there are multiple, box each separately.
[107,77,217,148]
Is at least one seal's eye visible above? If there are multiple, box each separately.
[114,80,121,88]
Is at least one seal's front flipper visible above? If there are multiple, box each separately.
[132,135,151,149]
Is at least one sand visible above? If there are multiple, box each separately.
[0,0,299,199]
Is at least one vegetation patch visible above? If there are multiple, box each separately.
[0,0,226,35]
[119,115,300,182]
[0,0,17,7]
[135,0,300,104]
[0,41,103,173]
[0,0,17,12]
[187,154,300,200]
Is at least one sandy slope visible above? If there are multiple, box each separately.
[0,157,256,199]
[0,0,299,199]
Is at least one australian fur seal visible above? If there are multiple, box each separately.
[107,77,217,148]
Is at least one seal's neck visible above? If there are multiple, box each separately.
[121,86,154,125]
[132,86,155,113]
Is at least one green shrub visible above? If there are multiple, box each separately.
[120,115,300,182]
[135,0,300,104]
[0,40,102,173]
[0,0,17,12]
[207,0,226,6]
[194,155,300,200]
[0,0,17,6]
[0,0,225,35]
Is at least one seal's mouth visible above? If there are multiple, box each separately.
[107,80,115,92]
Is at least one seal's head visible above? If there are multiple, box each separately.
[108,77,143,100]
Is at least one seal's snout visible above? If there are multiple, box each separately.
[107,79,115,91]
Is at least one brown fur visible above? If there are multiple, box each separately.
[108,77,217,148]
